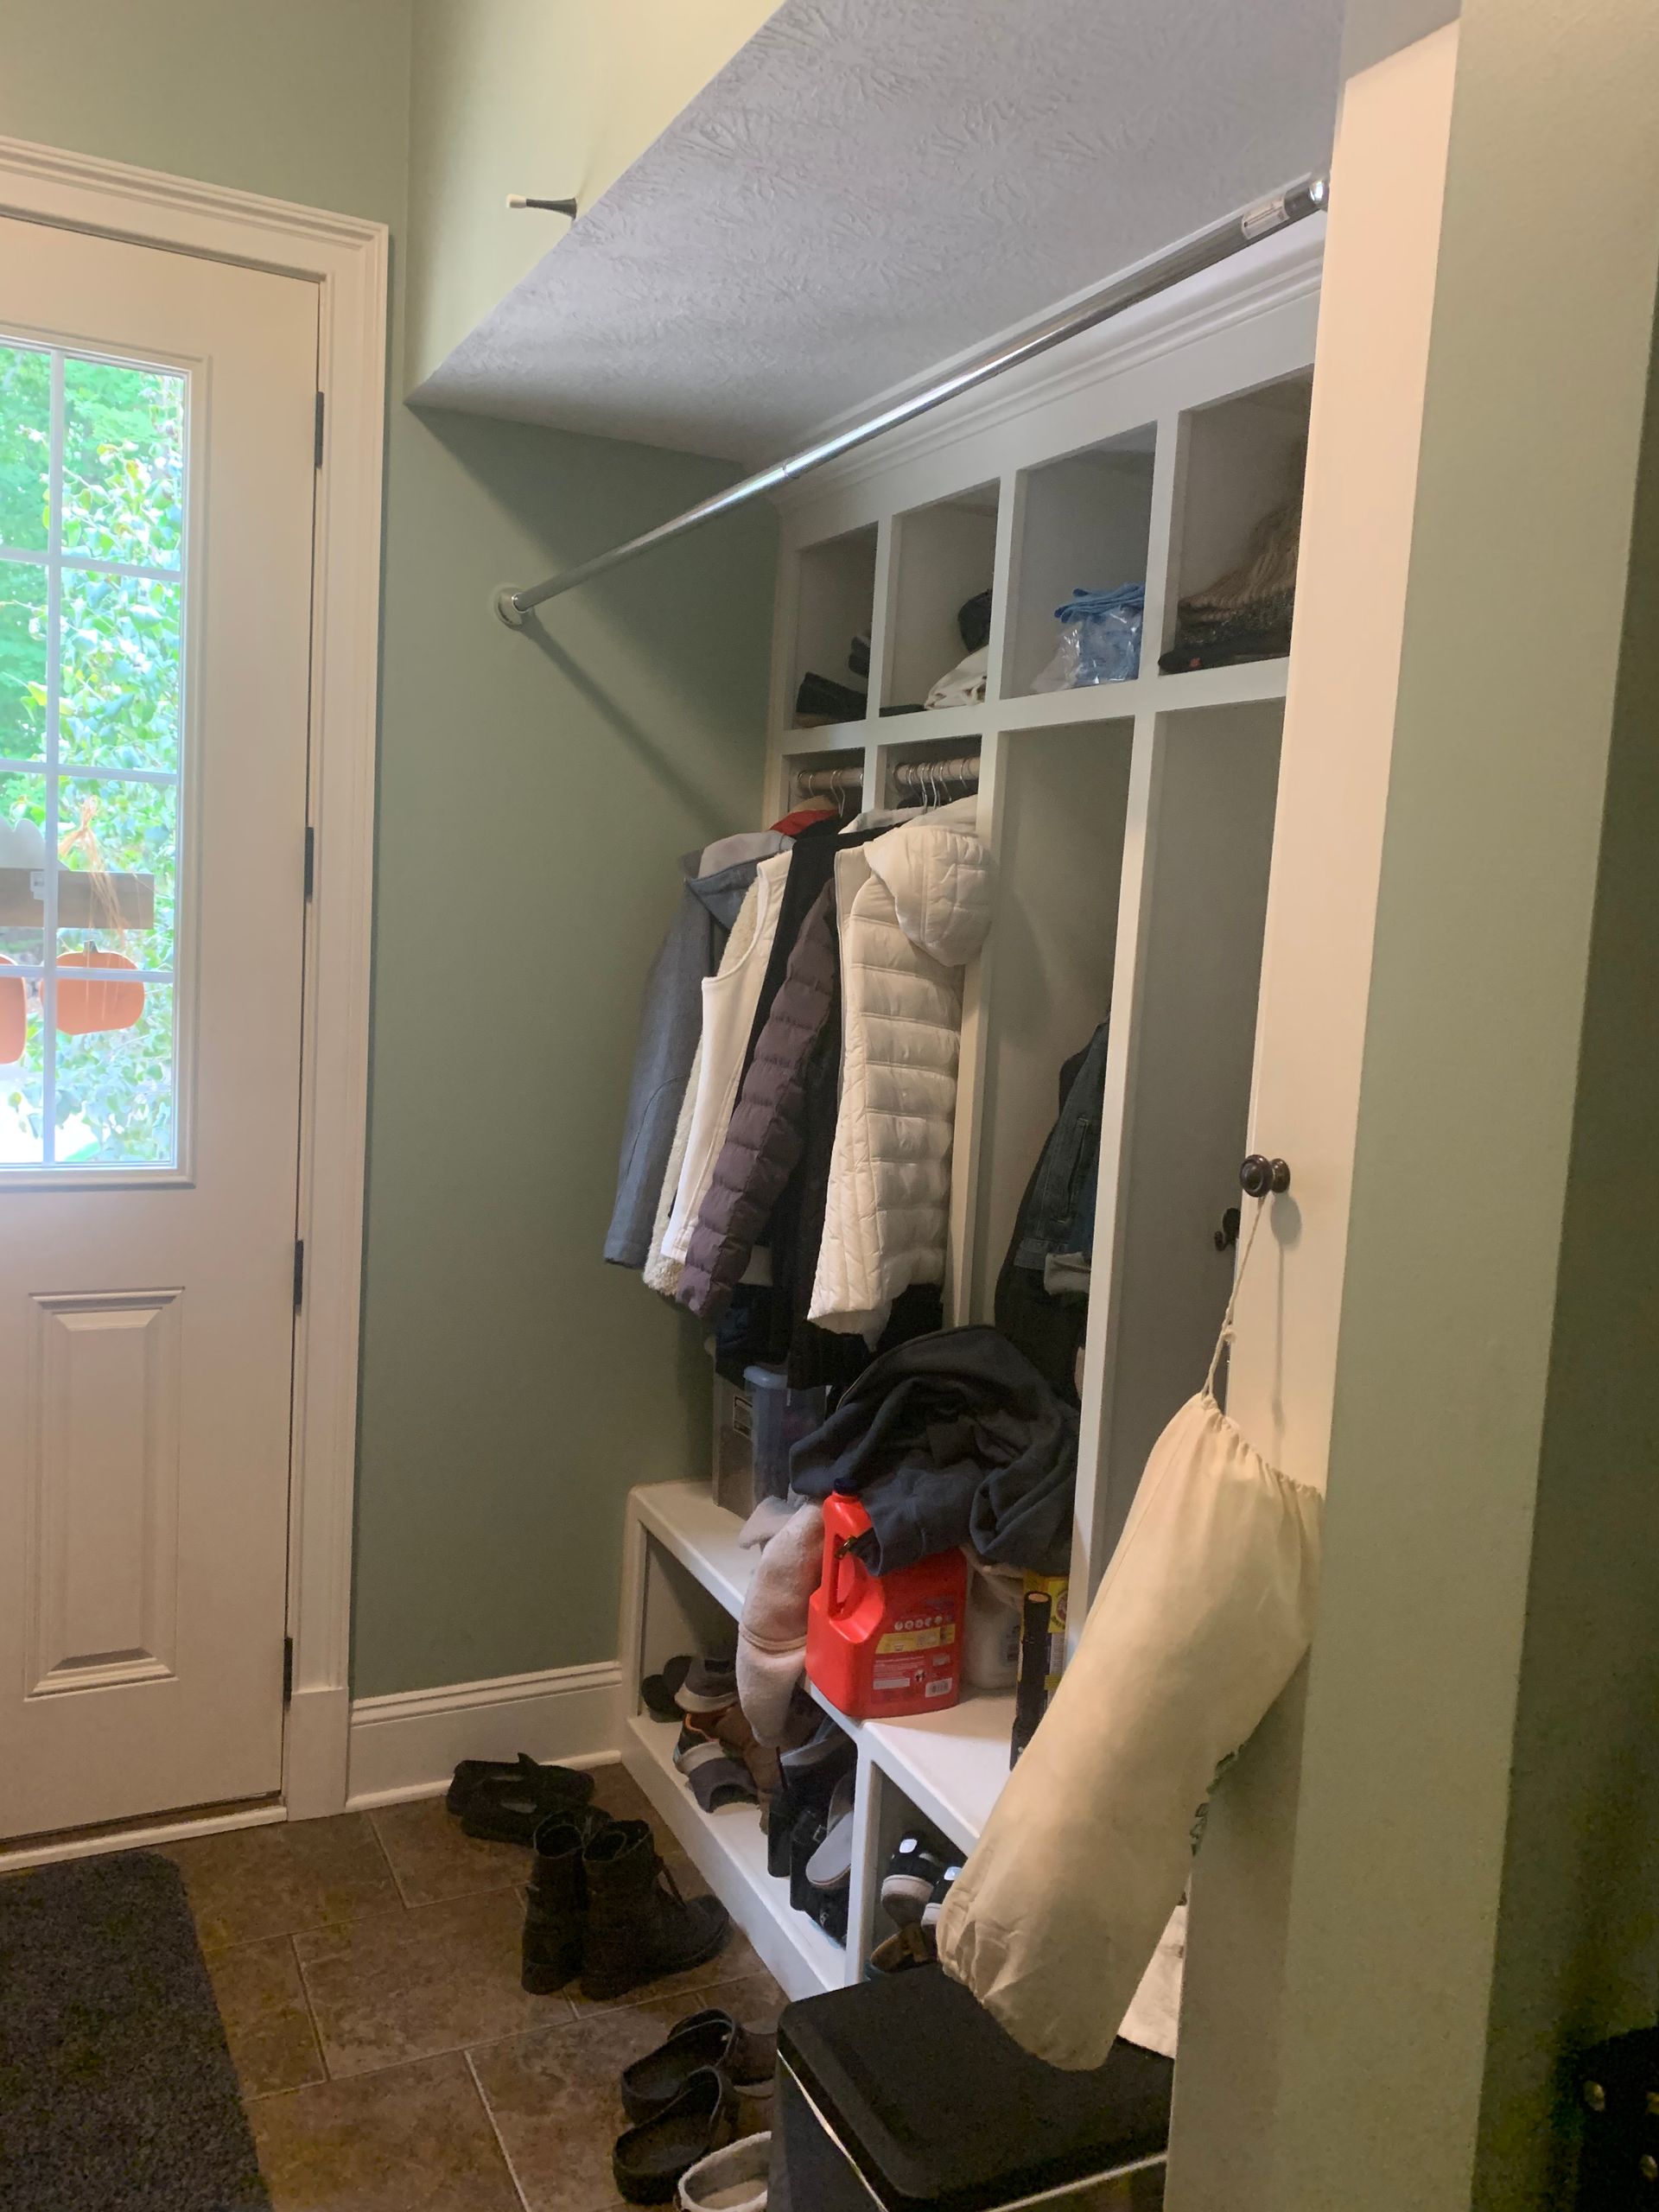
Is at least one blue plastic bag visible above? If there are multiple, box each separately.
[1032,582,1145,690]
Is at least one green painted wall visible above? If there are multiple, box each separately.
[361,415,772,1692]
[1,0,776,1696]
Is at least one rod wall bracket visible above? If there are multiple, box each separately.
[493,585,527,630]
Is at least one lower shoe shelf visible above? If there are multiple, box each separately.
[619,1710,849,2001]
[629,1480,1017,1854]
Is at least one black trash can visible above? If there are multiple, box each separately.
[773,1965,1172,2211]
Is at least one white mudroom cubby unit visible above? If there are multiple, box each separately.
[619,216,1322,1998]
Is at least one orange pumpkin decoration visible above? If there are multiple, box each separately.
[0,957,23,1065]
[56,949,144,1037]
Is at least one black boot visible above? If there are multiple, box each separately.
[580,1819,729,2002]
[522,1808,610,1993]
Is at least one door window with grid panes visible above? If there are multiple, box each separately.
[0,340,185,1166]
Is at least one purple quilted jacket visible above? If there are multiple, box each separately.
[677,880,838,1321]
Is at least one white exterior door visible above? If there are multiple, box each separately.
[0,215,317,1840]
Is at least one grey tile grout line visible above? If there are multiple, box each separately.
[242,2041,545,2104]
[364,1804,414,1907]
[459,1960,780,2063]
[464,2044,536,2212]
[365,1804,531,1914]
[250,1955,780,2101]
[286,1928,330,2088]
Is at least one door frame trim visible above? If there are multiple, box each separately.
[0,135,388,1820]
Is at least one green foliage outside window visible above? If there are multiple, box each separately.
[0,344,184,1164]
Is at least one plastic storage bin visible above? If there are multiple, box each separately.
[713,1375,755,1517]
[774,1966,1171,2211]
[744,1363,828,1501]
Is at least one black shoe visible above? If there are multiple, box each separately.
[769,1718,855,1878]
[580,1820,729,2002]
[521,1805,612,1993]
[639,1655,694,1723]
[921,1858,963,1932]
[612,2067,734,2204]
[620,2005,777,2124]
[449,1751,596,1845]
[787,1804,827,1916]
[880,1831,951,1928]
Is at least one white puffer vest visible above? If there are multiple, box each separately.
[809,799,991,1338]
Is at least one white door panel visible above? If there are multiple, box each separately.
[0,215,316,1838]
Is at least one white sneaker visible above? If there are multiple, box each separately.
[676,2128,771,2210]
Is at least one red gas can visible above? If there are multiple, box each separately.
[805,1496,966,1720]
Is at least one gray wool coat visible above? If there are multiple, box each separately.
[604,843,777,1268]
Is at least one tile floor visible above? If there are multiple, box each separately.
[165,1765,785,2212]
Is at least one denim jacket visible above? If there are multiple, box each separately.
[1012,1018,1109,1276]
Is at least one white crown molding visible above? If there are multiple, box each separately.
[0,133,388,1827]
[346,1662,625,1809]
[773,219,1324,515]
[0,133,385,259]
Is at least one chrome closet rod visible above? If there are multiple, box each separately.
[495,173,1327,628]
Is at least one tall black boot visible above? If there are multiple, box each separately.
[522,1808,610,1993]
[580,1819,729,2002]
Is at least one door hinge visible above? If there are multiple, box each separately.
[314,389,325,468]
[283,1636,295,1704]
[303,824,315,899]
[293,1237,305,1310]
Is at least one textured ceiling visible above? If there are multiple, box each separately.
[411,0,1344,462]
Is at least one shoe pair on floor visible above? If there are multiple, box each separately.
[524,1811,729,2001]
[613,2004,776,2206]
[442,1754,731,2003]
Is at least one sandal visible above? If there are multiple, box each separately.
[621,2007,777,2124]
[864,1923,938,1979]
[674,1724,759,1814]
[448,1752,595,1845]
[613,2066,733,2204]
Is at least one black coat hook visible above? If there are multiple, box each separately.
[1214,1206,1242,1252]
[1240,1154,1291,1198]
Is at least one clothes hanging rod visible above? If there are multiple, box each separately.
[893,754,980,787]
[794,754,981,798]
[494,173,1327,628]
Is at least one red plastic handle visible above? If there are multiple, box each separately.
[829,1541,861,1619]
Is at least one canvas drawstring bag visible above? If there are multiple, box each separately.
[937,1201,1322,2069]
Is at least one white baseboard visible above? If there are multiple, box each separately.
[284,1683,352,1819]
[346,1660,623,1808]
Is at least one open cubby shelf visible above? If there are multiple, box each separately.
[787,524,877,729]
[1007,426,1157,697]
[883,484,1000,714]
